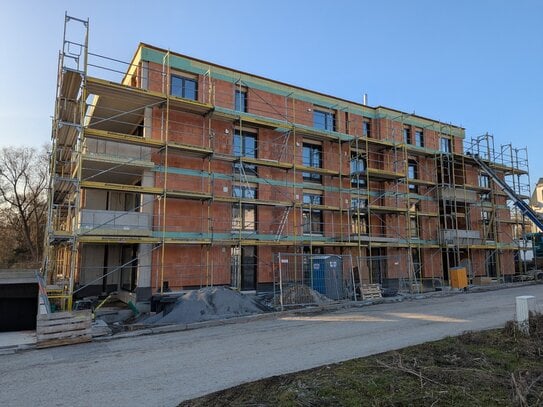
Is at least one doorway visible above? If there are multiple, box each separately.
[231,246,257,291]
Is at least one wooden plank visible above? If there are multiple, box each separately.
[37,311,74,321]
[37,331,92,342]
[37,318,91,329]
[42,323,92,332]
[37,321,91,335]
[37,328,92,342]
[37,314,91,325]
[36,335,92,349]
[37,310,91,321]
[52,320,91,329]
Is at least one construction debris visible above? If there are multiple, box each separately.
[274,285,334,306]
[143,287,268,325]
[91,320,112,337]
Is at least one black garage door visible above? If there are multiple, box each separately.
[0,283,38,332]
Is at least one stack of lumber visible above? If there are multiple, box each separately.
[36,310,92,348]
[361,284,382,300]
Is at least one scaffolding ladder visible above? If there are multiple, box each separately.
[275,206,292,241]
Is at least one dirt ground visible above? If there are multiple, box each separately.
[181,314,543,406]
[2,284,543,407]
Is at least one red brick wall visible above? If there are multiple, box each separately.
[139,56,520,291]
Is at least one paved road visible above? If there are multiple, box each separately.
[1,285,542,406]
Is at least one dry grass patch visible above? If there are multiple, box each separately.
[180,313,543,406]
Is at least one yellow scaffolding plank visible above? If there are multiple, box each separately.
[163,239,212,245]
[368,205,407,213]
[294,164,339,176]
[296,122,355,141]
[213,109,291,131]
[81,180,163,195]
[367,168,405,180]
[399,143,436,156]
[416,212,439,217]
[365,138,397,149]
[85,128,164,148]
[215,196,292,207]
[86,76,213,115]
[214,108,352,142]
[409,178,437,186]
[85,128,213,157]
[166,190,213,200]
[60,69,83,100]
[294,203,341,211]
[82,153,155,169]
[467,244,498,250]
[80,181,212,200]
[51,230,73,240]
[168,141,213,157]
[79,236,160,244]
[236,157,293,170]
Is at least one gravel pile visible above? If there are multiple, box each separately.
[145,286,268,325]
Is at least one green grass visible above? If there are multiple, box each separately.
[180,314,543,406]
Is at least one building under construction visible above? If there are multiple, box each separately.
[45,16,536,309]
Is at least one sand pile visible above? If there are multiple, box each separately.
[145,286,268,325]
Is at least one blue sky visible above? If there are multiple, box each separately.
[1,0,542,187]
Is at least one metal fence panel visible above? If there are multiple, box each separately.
[273,253,355,309]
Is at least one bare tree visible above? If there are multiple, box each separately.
[0,145,48,265]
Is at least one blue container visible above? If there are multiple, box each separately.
[309,255,343,300]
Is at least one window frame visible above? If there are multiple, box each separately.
[351,198,368,210]
[233,129,256,158]
[233,129,257,175]
[478,173,491,189]
[313,109,336,131]
[363,118,371,138]
[351,212,368,235]
[408,160,418,193]
[232,185,257,231]
[350,152,367,187]
[302,142,323,183]
[403,126,411,144]
[170,73,198,100]
[302,192,323,235]
[440,137,452,153]
[414,129,424,147]
[234,88,248,112]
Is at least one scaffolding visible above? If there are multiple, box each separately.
[432,133,532,282]
[44,16,533,309]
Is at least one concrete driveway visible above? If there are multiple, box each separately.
[1,284,542,407]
